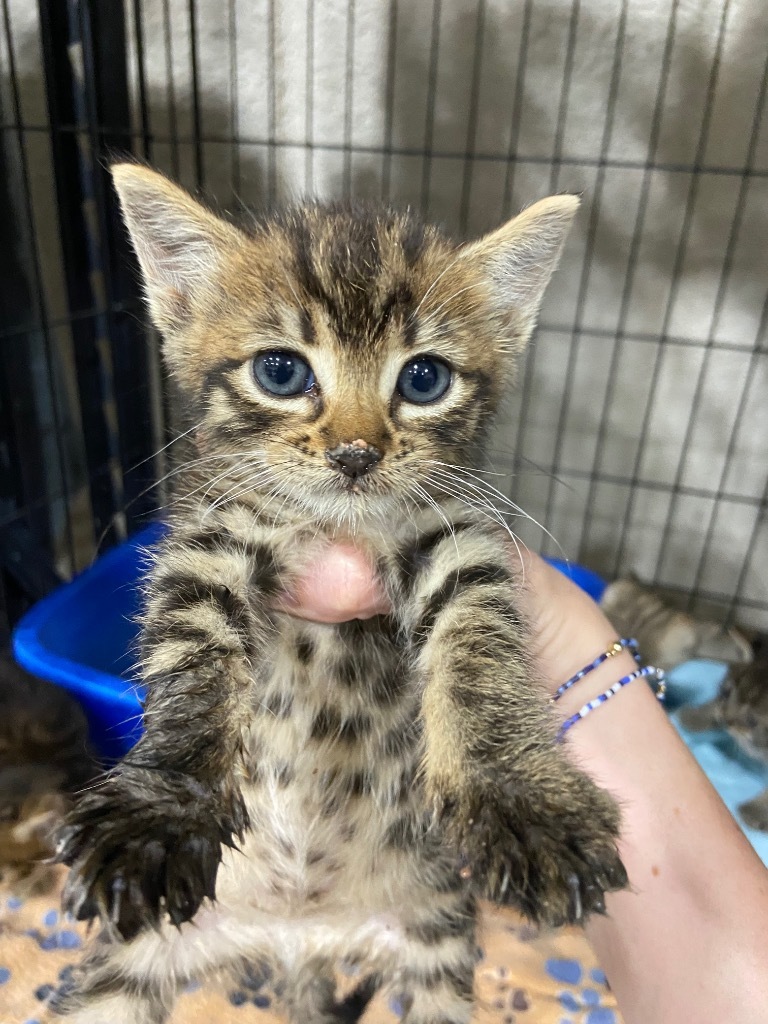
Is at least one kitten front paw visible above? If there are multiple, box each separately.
[57,768,246,940]
[441,779,627,927]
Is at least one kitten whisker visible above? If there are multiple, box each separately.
[422,470,528,580]
[428,473,524,528]
[479,446,576,493]
[157,451,260,496]
[425,468,525,521]
[147,450,269,514]
[154,449,271,511]
[204,469,278,518]
[92,444,236,553]
[201,464,269,511]
[409,482,461,566]
[422,460,567,562]
[127,420,205,475]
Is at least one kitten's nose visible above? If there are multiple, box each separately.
[326,440,382,479]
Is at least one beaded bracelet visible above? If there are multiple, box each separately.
[556,664,667,742]
[552,637,640,702]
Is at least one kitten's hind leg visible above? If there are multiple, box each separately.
[50,941,178,1023]
[396,914,477,1024]
[52,909,240,1023]
[286,958,380,1024]
[335,973,382,1023]
[285,956,339,1024]
[397,953,475,1024]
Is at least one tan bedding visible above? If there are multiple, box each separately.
[0,866,622,1024]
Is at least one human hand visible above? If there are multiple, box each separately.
[273,541,633,701]
[274,542,390,623]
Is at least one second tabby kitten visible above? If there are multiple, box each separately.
[679,660,768,831]
[601,574,753,671]
[56,166,628,1024]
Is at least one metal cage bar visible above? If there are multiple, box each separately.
[1,0,765,634]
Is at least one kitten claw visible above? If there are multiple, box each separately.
[439,779,627,926]
[73,894,100,922]
[110,875,126,924]
[568,872,582,921]
[58,768,246,939]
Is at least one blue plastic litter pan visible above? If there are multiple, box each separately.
[12,523,166,761]
[12,523,606,761]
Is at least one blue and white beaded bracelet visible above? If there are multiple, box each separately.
[556,663,667,742]
[552,637,641,702]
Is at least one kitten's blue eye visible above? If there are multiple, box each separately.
[253,351,315,397]
[397,357,451,404]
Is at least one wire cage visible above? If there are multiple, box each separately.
[1,0,766,646]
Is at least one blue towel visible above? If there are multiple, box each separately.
[668,660,768,867]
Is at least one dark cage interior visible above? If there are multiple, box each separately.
[1,0,766,645]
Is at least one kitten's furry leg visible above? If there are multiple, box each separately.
[285,959,382,1024]
[389,524,627,926]
[53,907,271,1023]
[396,932,476,1024]
[58,526,281,938]
[335,974,383,1023]
[53,993,169,1024]
[285,956,344,1024]
[397,893,477,1024]
[50,941,177,1023]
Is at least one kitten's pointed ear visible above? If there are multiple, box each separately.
[462,194,579,343]
[111,163,246,333]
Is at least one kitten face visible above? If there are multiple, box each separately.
[112,166,578,526]
[186,207,504,522]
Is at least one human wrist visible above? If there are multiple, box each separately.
[575,672,768,1024]
[514,549,633,701]
[551,648,648,735]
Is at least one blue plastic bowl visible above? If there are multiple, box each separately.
[12,523,166,760]
[12,526,606,759]
[542,557,607,603]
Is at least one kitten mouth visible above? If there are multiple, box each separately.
[335,477,372,496]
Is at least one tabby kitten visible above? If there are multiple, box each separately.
[56,165,627,1024]
[679,660,768,832]
[601,574,753,671]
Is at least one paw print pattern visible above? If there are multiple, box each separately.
[4,883,624,1023]
[545,959,617,1023]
